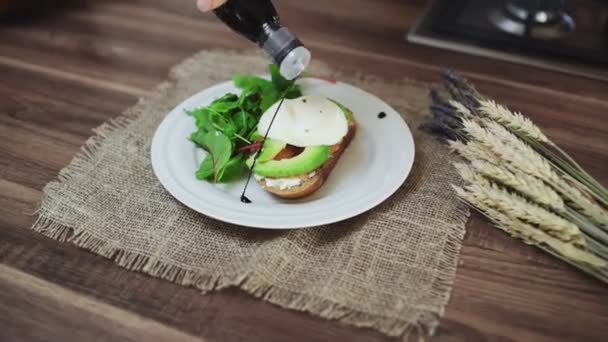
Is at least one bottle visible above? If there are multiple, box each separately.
[213,0,311,80]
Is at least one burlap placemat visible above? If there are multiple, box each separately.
[33,50,469,339]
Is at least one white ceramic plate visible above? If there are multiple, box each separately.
[151,78,415,229]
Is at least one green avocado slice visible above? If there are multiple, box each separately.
[247,145,330,177]
[249,130,263,142]
[257,139,287,162]
[329,99,353,122]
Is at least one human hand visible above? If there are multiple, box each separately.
[196,0,228,12]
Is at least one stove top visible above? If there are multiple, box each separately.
[407,0,608,81]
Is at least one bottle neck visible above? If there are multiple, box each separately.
[213,0,310,80]
[260,25,311,80]
[259,24,298,61]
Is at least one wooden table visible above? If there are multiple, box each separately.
[1,1,607,341]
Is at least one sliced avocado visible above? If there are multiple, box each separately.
[258,139,287,162]
[247,145,330,177]
[329,99,353,122]
[249,130,263,142]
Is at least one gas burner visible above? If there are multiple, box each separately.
[490,0,575,39]
[406,0,608,81]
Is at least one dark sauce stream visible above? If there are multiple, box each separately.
[240,96,287,204]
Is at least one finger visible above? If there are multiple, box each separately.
[196,0,228,12]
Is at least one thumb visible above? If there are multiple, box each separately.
[197,0,229,12]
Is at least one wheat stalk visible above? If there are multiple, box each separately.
[478,99,549,142]
[453,185,607,270]
[452,141,608,250]
[560,185,608,228]
[449,99,474,119]
[448,140,498,164]
[469,159,564,211]
[477,99,608,203]
[450,139,547,190]
[462,119,559,183]
[463,119,608,228]
[484,120,608,228]
[450,139,539,189]
[454,163,583,244]
[469,159,608,250]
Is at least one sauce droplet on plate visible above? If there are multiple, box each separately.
[378,112,387,119]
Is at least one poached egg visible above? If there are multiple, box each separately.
[258,95,349,147]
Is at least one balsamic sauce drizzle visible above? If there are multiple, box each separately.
[240,96,288,204]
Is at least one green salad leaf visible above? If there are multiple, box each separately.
[218,154,247,182]
[186,64,303,183]
[195,155,214,180]
[233,76,274,93]
[270,64,292,91]
[191,130,232,182]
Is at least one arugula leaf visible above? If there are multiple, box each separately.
[191,130,232,182]
[245,111,259,129]
[237,95,258,120]
[187,108,214,132]
[269,64,292,91]
[205,111,236,138]
[221,119,238,138]
[199,154,245,183]
[270,63,303,99]
[233,75,274,93]
[217,155,246,182]
[285,86,303,99]
[189,131,205,147]
[210,101,239,113]
[260,89,280,113]
[195,155,215,180]
[211,93,238,104]
[233,64,304,113]
[231,110,249,136]
[248,128,263,142]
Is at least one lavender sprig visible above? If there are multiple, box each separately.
[422,88,467,142]
[440,69,482,115]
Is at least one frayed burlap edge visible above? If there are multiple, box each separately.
[32,49,469,340]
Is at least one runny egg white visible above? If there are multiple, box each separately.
[258,95,349,147]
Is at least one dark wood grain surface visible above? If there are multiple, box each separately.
[1,1,607,341]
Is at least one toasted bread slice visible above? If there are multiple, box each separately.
[255,113,356,199]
